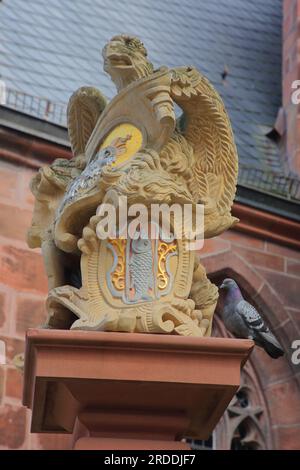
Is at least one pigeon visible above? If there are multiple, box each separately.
[220,278,284,359]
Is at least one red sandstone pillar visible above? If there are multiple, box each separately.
[23,329,253,450]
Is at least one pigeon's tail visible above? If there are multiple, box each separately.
[258,331,284,359]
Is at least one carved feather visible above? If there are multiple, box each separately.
[170,67,239,237]
[67,87,108,158]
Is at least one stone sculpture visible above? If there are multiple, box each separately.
[27,35,238,336]
[220,278,284,358]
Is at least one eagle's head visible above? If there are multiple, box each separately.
[102,35,154,91]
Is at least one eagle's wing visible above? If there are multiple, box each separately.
[67,86,108,160]
[170,67,239,238]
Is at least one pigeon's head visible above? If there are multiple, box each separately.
[219,278,239,291]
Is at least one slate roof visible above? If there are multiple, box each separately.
[1,0,295,199]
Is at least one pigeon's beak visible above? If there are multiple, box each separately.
[219,283,225,289]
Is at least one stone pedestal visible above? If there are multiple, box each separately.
[23,329,253,450]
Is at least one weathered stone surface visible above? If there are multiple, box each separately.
[266,241,300,261]
[0,165,20,202]
[37,434,71,450]
[286,259,300,277]
[200,238,231,257]
[0,368,4,403]
[252,283,289,329]
[267,379,300,426]
[250,347,292,389]
[275,425,300,450]
[0,336,24,362]
[27,35,239,337]
[0,203,32,241]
